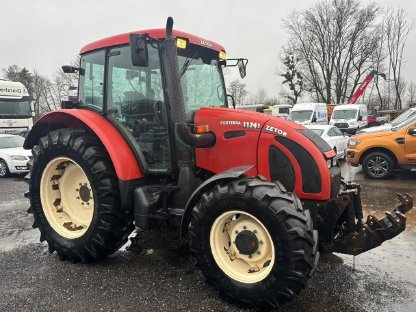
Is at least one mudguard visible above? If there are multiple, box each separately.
[24,109,143,181]
[180,165,254,237]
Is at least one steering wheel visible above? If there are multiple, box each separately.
[153,101,165,125]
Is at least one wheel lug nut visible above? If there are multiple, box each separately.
[81,202,84,205]
[257,251,261,255]
[76,197,80,199]
[76,189,79,192]
[235,230,238,234]
[259,240,263,244]
[79,183,82,186]
[243,226,247,230]
[249,255,252,259]
[253,230,257,234]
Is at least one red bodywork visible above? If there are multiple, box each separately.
[194,107,334,201]
[28,108,334,201]
[80,29,225,54]
[26,110,143,181]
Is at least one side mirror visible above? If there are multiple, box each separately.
[130,33,149,67]
[62,65,79,74]
[30,102,34,112]
[61,100,76,109]
[358,115,363,121]
[227,94,236,109]
[237,59,247,79]
[312,117,317,123]
[408,127,416,135]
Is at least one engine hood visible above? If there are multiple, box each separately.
[351,129,393,140]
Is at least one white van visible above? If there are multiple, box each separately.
[288,103,328,125]
[329,104,367,134]
[272,104,292,119]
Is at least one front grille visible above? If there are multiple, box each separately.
[334,123,348,129]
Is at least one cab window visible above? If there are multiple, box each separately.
[78,50,105,111]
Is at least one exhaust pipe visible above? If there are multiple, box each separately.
[163,17,215,149]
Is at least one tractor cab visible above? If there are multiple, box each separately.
[71,26,246,176]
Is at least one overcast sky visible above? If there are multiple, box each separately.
[1,0,416,99]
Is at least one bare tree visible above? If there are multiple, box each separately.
[227,79,248,105]
[283,0,380,104]
[407,81,416,106]
[384,8,414,110]
[280,51,303,104]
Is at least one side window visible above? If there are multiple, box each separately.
[79,50,105,111]
[106,45,171,173]
[333,127,343,136]
[327,127,338,137]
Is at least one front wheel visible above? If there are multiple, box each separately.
[189,178,317,309]
[0,159,10,178]
[362,151,394,179]
[29,128,134,262]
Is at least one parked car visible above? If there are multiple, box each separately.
[16,129,30,138]
[306,125,349,159]
[346,115,416,179]
[358,107,416,134]
[0,134,32,177]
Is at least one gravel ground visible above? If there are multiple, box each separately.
[0,163,415,311]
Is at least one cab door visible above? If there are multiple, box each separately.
[405,121,416,163]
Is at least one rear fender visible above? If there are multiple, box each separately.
[24,109,143,181]
[180,165,254,237]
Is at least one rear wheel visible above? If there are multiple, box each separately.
[189,178,317,309]
[362,152,394,179]
[29,128,134,262]
[0,159,9,178]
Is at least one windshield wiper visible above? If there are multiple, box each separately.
[179,52,198,77]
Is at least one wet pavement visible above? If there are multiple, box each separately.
[0,162,415,312]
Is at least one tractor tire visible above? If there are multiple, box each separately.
[29,128,134,262]
[362,151,394,179]
[189,177,317,309]
[0,159,10,178]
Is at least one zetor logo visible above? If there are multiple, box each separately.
[265,125,288,137]
[200,40,213,48]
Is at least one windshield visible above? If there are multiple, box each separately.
[0,99,31,118]
[309,129,324,136]
[278,107,290,114]
[332,109,358,119]
[177,45,226,120]
[289,110,312,122]
[0,135,24,148]
[391,109,416,126]
[392,115,416,131]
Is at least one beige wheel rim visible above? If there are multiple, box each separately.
[40,157,94,239]
[210,210,275,284]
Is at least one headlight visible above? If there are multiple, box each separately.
[10,155,27,161]
[348,139,361,146]
[326,159,332,168]
[350,120,357,126]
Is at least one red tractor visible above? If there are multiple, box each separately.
[25,18,413,309]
